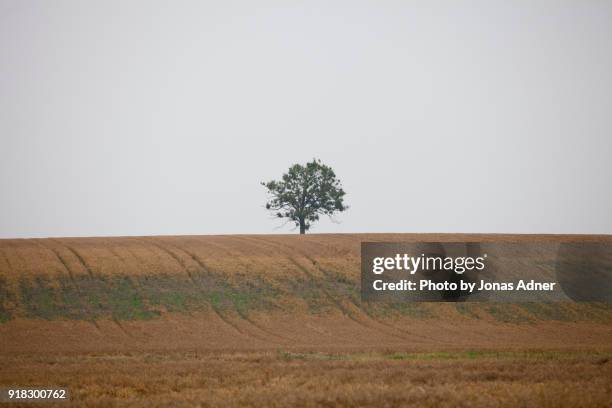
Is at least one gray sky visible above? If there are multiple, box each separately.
[1,0,611,238]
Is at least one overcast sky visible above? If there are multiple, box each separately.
[1,0,611,238]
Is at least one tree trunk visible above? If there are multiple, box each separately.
[299,219,306,234]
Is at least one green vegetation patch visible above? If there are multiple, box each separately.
[0,276,15,322]
[454,303,481,319]
[9,271,281,322]
[17,275,159,321]
[4,269,612,324]
[485,304,532,323]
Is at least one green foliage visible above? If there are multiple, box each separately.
[262,159,348,233]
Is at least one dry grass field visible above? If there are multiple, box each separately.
[1,350,611,407]
[0,234,611,406]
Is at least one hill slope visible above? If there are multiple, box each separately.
[1,234,611,353]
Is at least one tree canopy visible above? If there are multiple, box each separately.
[262,159,348,234]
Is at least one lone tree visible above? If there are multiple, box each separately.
[262,159,348,234]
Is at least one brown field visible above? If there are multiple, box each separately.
[0,234,611,406]
[2,350,611,407]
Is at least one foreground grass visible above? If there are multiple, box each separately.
[0,350,610,407]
